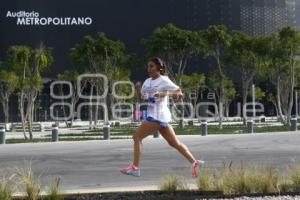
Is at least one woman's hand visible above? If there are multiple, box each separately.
[173,90,183,101]
[154,92,165,98]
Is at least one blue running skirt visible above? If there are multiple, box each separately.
[146,116,169,128]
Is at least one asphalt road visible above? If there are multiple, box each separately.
[0,132,300,192]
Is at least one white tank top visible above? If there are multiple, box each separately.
[141,75,179,122]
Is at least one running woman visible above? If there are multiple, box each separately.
[120,57,204,178]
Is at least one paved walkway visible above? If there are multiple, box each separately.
[0,132,299,192]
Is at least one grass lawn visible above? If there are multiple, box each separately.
[5,136,132,144]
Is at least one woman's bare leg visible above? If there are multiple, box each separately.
[132,121,160,167]
[159,125,196,164]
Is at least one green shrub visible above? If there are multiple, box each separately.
[47,177,63,200]
[290,166,300,192]
[16,164,42,200]
[0,174,16,200]
[197,170,215,192]
[159,175,188,192]
[196,164,281,195]
[259,167,280,194]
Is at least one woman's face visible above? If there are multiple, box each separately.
[147,61,160,77]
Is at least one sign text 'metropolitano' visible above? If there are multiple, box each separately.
[6,11,93,26]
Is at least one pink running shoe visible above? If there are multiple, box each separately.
[120,165,141,177]
[192,160,205,178]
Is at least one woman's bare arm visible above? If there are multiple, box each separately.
[135,81,144,103]
[154,89,183,99]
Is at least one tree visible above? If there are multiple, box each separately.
[228,32,270,122]
[181,73,206,116]
[208,72,236,118]
[57,70,82,127]
[143,23,203,86]
[266,92,278,117]
[265,34,288,122]
[7,45,31,139]
[266,27,300,125]
[0,70,17,126]
[278,27,300,124]
[223,81,236,118]
[202,25,232,128]
[69,32,132,129]
[227,32,255,114]
[249,86,266,101]
[8,44,53,139]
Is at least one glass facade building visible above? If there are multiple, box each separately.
[240,0,296,35]
[186,0,298,35]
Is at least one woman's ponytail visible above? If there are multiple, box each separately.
[160,62,168,75]
[149,57,168,76]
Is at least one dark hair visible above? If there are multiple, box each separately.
[149,57,168,75]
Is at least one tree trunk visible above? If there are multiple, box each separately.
[286,64,295,125]
[218,77,225,129]
[93,86,99,130]
[70,101,75,127]
[276,77,286,124]
[26,97,34,140]
[242,88,248,125]
[178,97,185,128]
[27,109,33,140]
[272,100,279,118]
[69,82,81,128]
[225,100,230,118]
[62,102,68,127]
[215,53,225,129]
[3,99,9,125]
[18,93,28,140]
[89,86,94,130]
[241,71,255,124]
